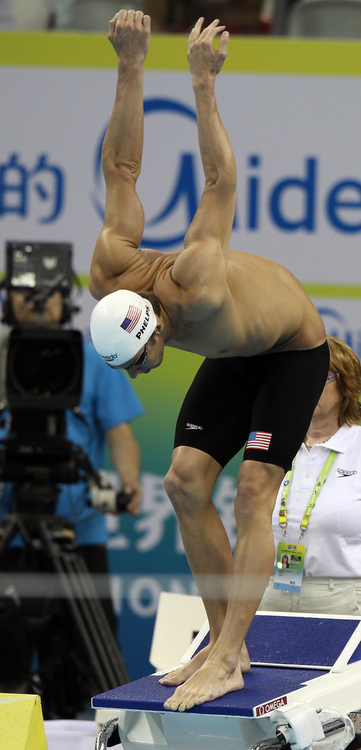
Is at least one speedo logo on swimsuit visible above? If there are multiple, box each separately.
[135,304,151,340]
[186,423,203,430]
[101,353,118,362]
[246,431,272,451]
[337,468,357,477]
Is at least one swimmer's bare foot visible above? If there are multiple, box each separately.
[159,640,250,688]
[163,653,245,712]
[159,643,213,686]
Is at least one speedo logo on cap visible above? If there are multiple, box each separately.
[136,304,151,340]
[101,353,118,362]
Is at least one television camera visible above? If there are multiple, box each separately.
[0,240,130,513]
[0,240,130,698]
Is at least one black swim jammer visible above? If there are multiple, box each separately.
[174,341,330,473]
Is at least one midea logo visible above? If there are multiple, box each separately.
[92,99,361,247]
[245,156,361,233]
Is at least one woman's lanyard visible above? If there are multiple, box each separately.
[279,449,338,539]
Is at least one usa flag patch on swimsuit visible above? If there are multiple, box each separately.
[246,431,272,451]
[120,305,142,333]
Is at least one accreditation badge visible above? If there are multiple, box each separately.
[273,541,306,593]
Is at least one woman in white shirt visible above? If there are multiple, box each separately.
[259,336,361,615]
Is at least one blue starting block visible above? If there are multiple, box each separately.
[92,612,361,750]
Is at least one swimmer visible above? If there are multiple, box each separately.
[89,10,328,711]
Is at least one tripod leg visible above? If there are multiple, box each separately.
[39,520,129,694]
[65,553,129,684]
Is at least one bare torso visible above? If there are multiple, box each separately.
[94,244,326,358]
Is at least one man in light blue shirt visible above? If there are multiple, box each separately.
[0,288,144,716]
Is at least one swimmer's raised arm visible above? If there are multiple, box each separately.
[171,19,236,299]
[89,10,151,300]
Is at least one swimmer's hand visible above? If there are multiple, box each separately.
[108,9,150,64]
[187,18,229,80]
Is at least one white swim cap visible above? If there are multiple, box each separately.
[90,290,157,366]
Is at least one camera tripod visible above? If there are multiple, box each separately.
[0,476,130,698]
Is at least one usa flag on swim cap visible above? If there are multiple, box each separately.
[246,431,272,451]
[120,305,142,333]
